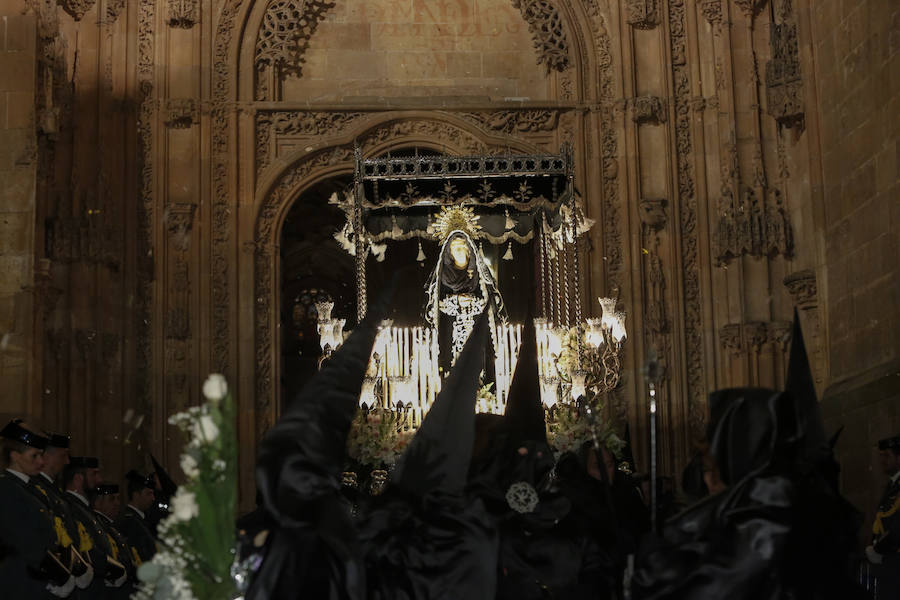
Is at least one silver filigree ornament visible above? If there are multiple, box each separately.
[505,481,539,514]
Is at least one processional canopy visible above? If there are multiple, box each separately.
[321,144,617,442]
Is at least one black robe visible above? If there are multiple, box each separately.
[631,388,864,600]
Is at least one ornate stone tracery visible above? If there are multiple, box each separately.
[254,0,335,98]
[511,0,571,72]
[459,110,562,135]
[210,0,243,378]
[667,0,705,438]
[58,0,97,21]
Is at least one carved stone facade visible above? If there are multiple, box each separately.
[784,269,817,310]
[163,99,199,129]
[625,0,659,29]
[630,95,667,125]
[167,0,199,28]
[4,0,895,517]
[765,0,804,128]
[700,0,722,25]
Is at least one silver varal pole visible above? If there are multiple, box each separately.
[649,382,658,533]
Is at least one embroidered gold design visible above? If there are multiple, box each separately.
[54,516,73,548]
[77,521,94,553]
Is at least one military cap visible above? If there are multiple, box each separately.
[45,432,70,449]
[125,469,155,489]
[94,482,119,495]
[0,419,49,449]
[69,456,100,469]
[877,435,900,452]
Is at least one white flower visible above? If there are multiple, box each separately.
[192,415,219,443]
[179,453,199,479]
[201,373,228,403]
[212,459,226,471]
[170,489,198,522]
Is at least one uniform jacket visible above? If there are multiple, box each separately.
[31,474,81,555]
[97,510,137,600]
[873,473,900,555]
[0,471,58,599]
[115,505,157,564]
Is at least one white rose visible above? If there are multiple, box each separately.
[170,489,199,522]
[179,453,199,479]
[192,415,219,443]
[201,374,228,403]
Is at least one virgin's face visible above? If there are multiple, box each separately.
[449,237,470,269]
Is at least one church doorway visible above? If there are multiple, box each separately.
[279,175,354,407]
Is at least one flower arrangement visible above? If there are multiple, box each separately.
[476,382,501,414]
[552,326,582,381]
[345,408,413,469]
[134,374,239,600]
[546,402,625,461]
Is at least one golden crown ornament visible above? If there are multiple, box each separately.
[432,205,482,243]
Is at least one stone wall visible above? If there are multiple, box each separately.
[0,3,36,421]
[280,0,548,101]
[809,0,900,540]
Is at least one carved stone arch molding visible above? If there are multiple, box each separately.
[254,109,554,192]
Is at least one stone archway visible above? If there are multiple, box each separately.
[249,115,544,442]
[213,0,632,509]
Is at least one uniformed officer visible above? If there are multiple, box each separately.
[867,434,900,597]
[63,457,127,597]
[116,470,159,564]
[31,432,94,593]
[93,483,137,599]
[0,419,75,598]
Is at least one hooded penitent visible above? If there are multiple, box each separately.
[468,315,557,510]
[247,282,397,600]
[632,314,864,600]
[359,312,499,600]
[467,318,621,600]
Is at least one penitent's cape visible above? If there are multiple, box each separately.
[248,283,398,600]
[358,313,499,600]
[632,313,864,600]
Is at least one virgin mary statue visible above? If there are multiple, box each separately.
[424,206,508,381]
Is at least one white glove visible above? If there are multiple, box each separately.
[74,563,94,589]
[47,575,75,597]
[865,545,883,565]
[105,570,128,588]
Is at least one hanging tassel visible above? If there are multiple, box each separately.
[505,208,515,231]
[416,239,426,262]
[503,241,514,260]
[390,215,402,238]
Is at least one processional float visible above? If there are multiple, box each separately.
[317,144,627,437]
